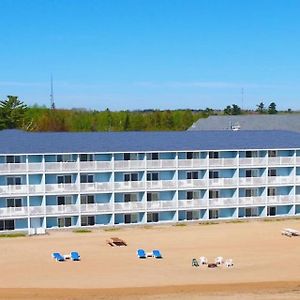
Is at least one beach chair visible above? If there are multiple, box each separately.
[137,249,147,259]
[152,249,163,259]
[225,259,234,267]
[283,228,300,237]
[70,251,80,261]
[52,252,65,262]
[199,256,208,265]
[215,256,224,265]
[192,258,199,267]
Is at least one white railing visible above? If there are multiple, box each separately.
[114,202,146,211]
[27,163,44,172]
[146,160,176,169]
[46,204,79,215]
[44,162,78,172]
[178,199,207,208]
[178,179,207,188]
[114,181,145,191]
[0,163,27,173]
[209,197,238,207]
[296,157,300,165]
[209,158,237,167]
[146,180,177,190]
[267,176,294,185]
[295,195,300,203]
[209,178,237,187]
[239,177,267,186]
[295,176,300,184]
[114,160,145,170]
[239,158,267,166]
[29,206,45,215]
[81,203,113,213]
[178,159,208,168]
[267,195,294,204]
[45,183,78,193]
[28,185,44,194]
[0,206,28,217]
[268,157,295,165]
[80,182,113,192]
[80,161,112,171]
[238,196,266,205]
[147,200,177,210]
[0,185,28,195]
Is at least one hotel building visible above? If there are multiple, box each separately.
[1,129,300,232]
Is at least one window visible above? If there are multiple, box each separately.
[245,169,258,177]
[124,213,138,224]
[57,196,72,205]
[245,207,258,217]
[268,150,277,157]
[209,171,219,179]
[268,169,277,177]
[187,171,198,180]
[209,190,219,199]
[147,172,159,181]
[186,210,198,220]
[6,198,22,207]
[6,177,21,186]
[81,216,95,226]
[81,195,95,204]
[58,217,72,227]
[124,173,138,182]
[6,156,21,163]
[209,209,219,219]
[80,174,94,183]
[124,193,138,202]
[123,153,138,160]
[267,206,276,216]
[57,154,73,162]
[245,151,258,158]
[186,191,199,199]
[147,153,159,160]
[147,212,159,223]
[147,192,159,202]
[80,154,94,161]
[0,219,15,231]
[209,152,219,159]
[57,175,72,184]
[245,189,257,197]
[268,187,276,196]
[186,152,199,159]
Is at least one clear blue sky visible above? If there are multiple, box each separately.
[0,0,300,110]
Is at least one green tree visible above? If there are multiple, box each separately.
[224,105,232,115]
[0,95,28,129]
[231,104,242,115]
[268,102,277,114]
[256,102,266,114]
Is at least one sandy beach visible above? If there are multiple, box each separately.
[0,219,300,299]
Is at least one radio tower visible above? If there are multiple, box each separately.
[50,74,55,109]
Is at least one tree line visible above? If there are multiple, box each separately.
[0,95,294,132]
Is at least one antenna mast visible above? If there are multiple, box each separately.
[50,74,55,109]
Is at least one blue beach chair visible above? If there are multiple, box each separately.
[152,249,162,259]
[137,249,146,259]
[70,251,81,261]
[52,252,65,262]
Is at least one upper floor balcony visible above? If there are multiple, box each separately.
[209,158,238,168]
[178,199,207,208]
[239,177,267,186]
[209,178,237,187]
[238,196,266,206]
[239,157,267,166]
[209,197,238,207]
[178,159,207,169]
[267,195,294,204]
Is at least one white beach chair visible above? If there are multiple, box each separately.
[283,228,300,236]
[225,259,234,267]
[199,256,208,265]
[215,256,224,265]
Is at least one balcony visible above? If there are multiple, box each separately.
[114,201,146,211]
[209,178,237,187]
[177,179,207,189]
[0,206,28,217]
[147,200,177,210]
[45,183,78,193]
[209,197,238,207]
[178,159,207,169]
[239,177,267,186]
[146,180,177,190]
[81,203,113,213]
[114,181,145,191]
[178,199,207,208]
[146,159,176,169]
[80,161,112,171]
[267,176,294,185]
[80,182,113,192]
[46,204,79,215]
[268,157,295,166]
[29,206,45,215]
[0,163,28,174]
[0,185,28,196]
[209,158,238,168]
[239,157,267,166]
[267,195,294,204]
[44,162,78,172]
[239,196,266,205]
[114,160,145,170]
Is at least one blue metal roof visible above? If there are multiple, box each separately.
[1,129,300,154]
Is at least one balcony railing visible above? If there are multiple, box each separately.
[239,158,267,166]
[80,161,112,171]
[114,201,146,211]
[209,158,238,167]
[177,179,207,189]
[81,203,113,213]
[147,200,177,210]
[268,157,295,166]
[80,182,113,192]
[45,183,78,193]
[209,178,237,187]
[239,177,267,186]
[114,181,145,191]
[178,199,207,208]
[238,196,266,205]
[44,162,78,172]
[178,159,208,168]
[0,206,28,217]
[146,180,177,190]
[208,197,238,207]
[46,204,79,215]
[267,195,294,204]
[146,159,176,169]
[114,160,145,170]
[267,176,294,185]
[0,185,28,196]
[0,163,28,173]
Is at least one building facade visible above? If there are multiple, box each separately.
[1,129,300,232]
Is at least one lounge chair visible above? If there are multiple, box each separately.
[225,259,234,267]
[199,256,208,265]
[152,249,163,259]
[70,251,80,261]
[215,256,224,265]
[192,258,199,267]
[52,252,65,262]
[137,249,146,259]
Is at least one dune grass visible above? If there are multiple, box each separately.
[0,233,26,238]
[73,229,92,233]
[104,227,121,232]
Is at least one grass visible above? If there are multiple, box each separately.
[199,221,218,226]
[0,233,26,238]
[104,227,121,232]
[143,225,153,229]
[173,223,187,227]
[73,229,92,233]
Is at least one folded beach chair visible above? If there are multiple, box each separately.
[199,256,208,265]
[152,249,163,259]
[52,252,65,262]
[137,249,146,259]
[70,251,80,261]
[225,259,234,267]
[215,256,224,265]
[192,258,199,267]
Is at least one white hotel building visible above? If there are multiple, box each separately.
[1,129,300,232]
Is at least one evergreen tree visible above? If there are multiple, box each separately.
[268,102,277,114]
[256,102,266,114]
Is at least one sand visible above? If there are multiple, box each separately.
[0,219,300,299]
